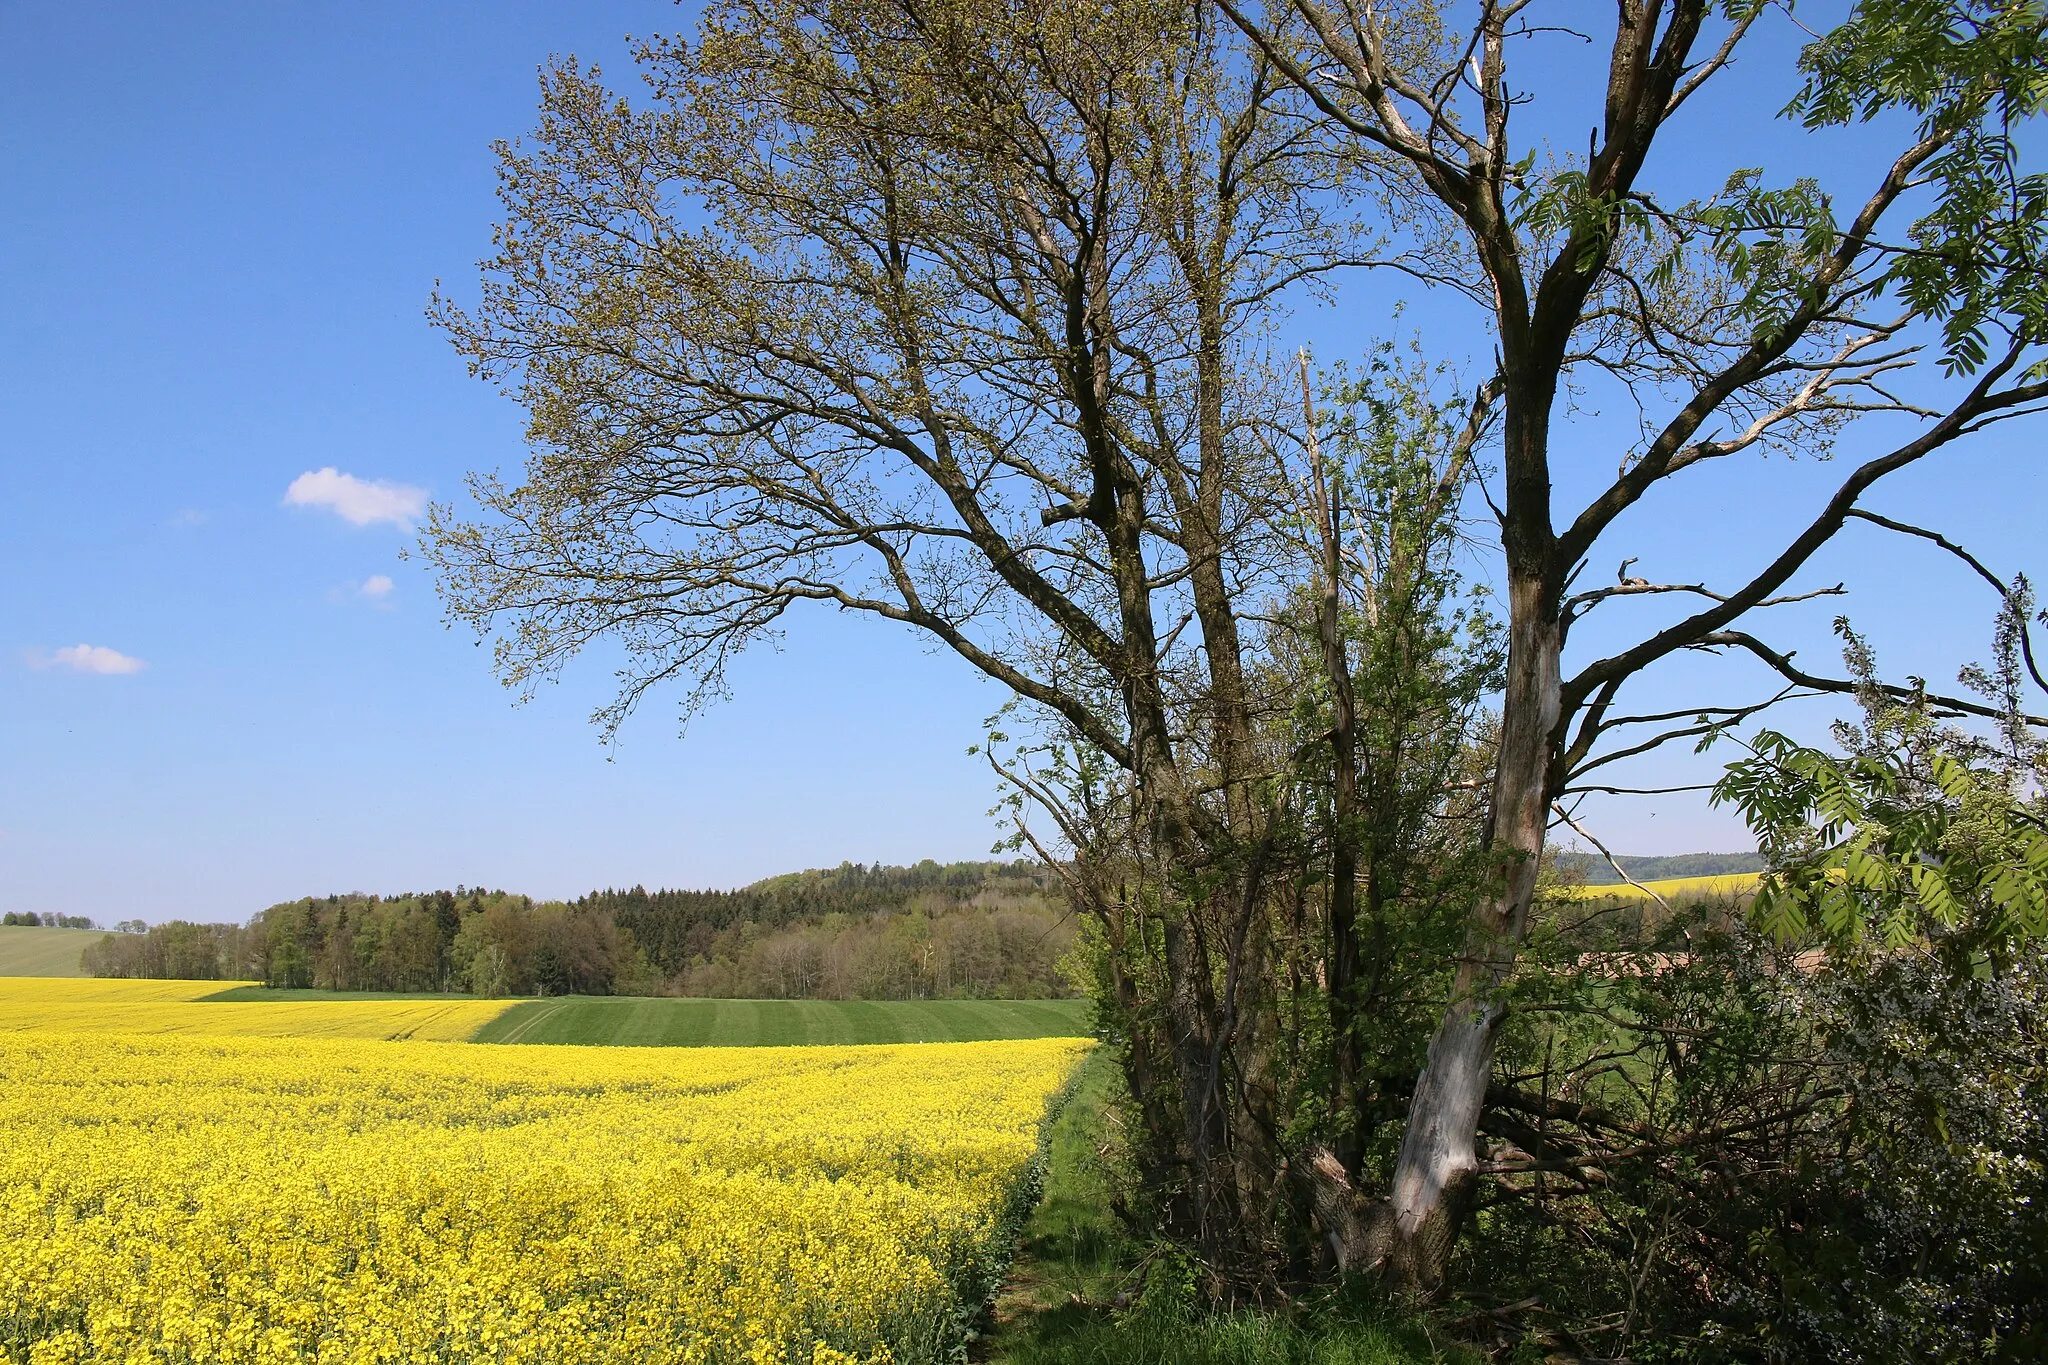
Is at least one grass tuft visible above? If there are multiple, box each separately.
[996,1307,1462,1365]
[984,1052,1471,1365]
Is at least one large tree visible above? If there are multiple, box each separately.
[428,0,1396,1275]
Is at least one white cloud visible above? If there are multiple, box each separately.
[34,644,146,675]
[283,467,427,527]
[360,574,395,599]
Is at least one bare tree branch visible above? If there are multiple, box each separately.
[1846,509,2048,695]
[1690,629,2048,728]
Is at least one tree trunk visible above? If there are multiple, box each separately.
[1378,566,1560,1289]
[1307,389,1366,1171]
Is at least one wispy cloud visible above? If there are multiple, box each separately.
[167,508,209,528]
[324,573,399,608]
[284,468,427,527]
[32,644,146,675]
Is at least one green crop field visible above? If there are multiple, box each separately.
[0,971,1094,1045]
[471,995,1093,1047]
[0,926,103,977]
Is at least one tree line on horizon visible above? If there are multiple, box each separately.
[2,912,97,929]
[69,850,1735,994]
[77,859,1079,1000]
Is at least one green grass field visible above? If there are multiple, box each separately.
[471,995,1093,1047]
[0,968,1092,1045]
[0,926,102,977]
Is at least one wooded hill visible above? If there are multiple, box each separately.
[80,860,1078,999]
[70,852,1765,995]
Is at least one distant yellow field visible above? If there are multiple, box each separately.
[0,977,239,1002]
[1552,872,1763,901]
[0,977,514,1041]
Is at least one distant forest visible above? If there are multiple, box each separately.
[66,851,1761,995]
[2,912,96,929]
[79,860,1078,1000]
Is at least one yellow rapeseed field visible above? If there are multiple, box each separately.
[1,979,241,1002]
[1550,872,1763,902]
[0,992,1090,1365]
[0,977,514,1041]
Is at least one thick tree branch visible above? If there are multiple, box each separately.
[1555,124,1954,570]
[1562,351,2048,713]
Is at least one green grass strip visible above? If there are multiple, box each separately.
[469,995,1094,1047]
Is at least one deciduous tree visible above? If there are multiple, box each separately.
[1217,0,2048,1279]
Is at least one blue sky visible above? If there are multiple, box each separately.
[3,1,2040,924]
